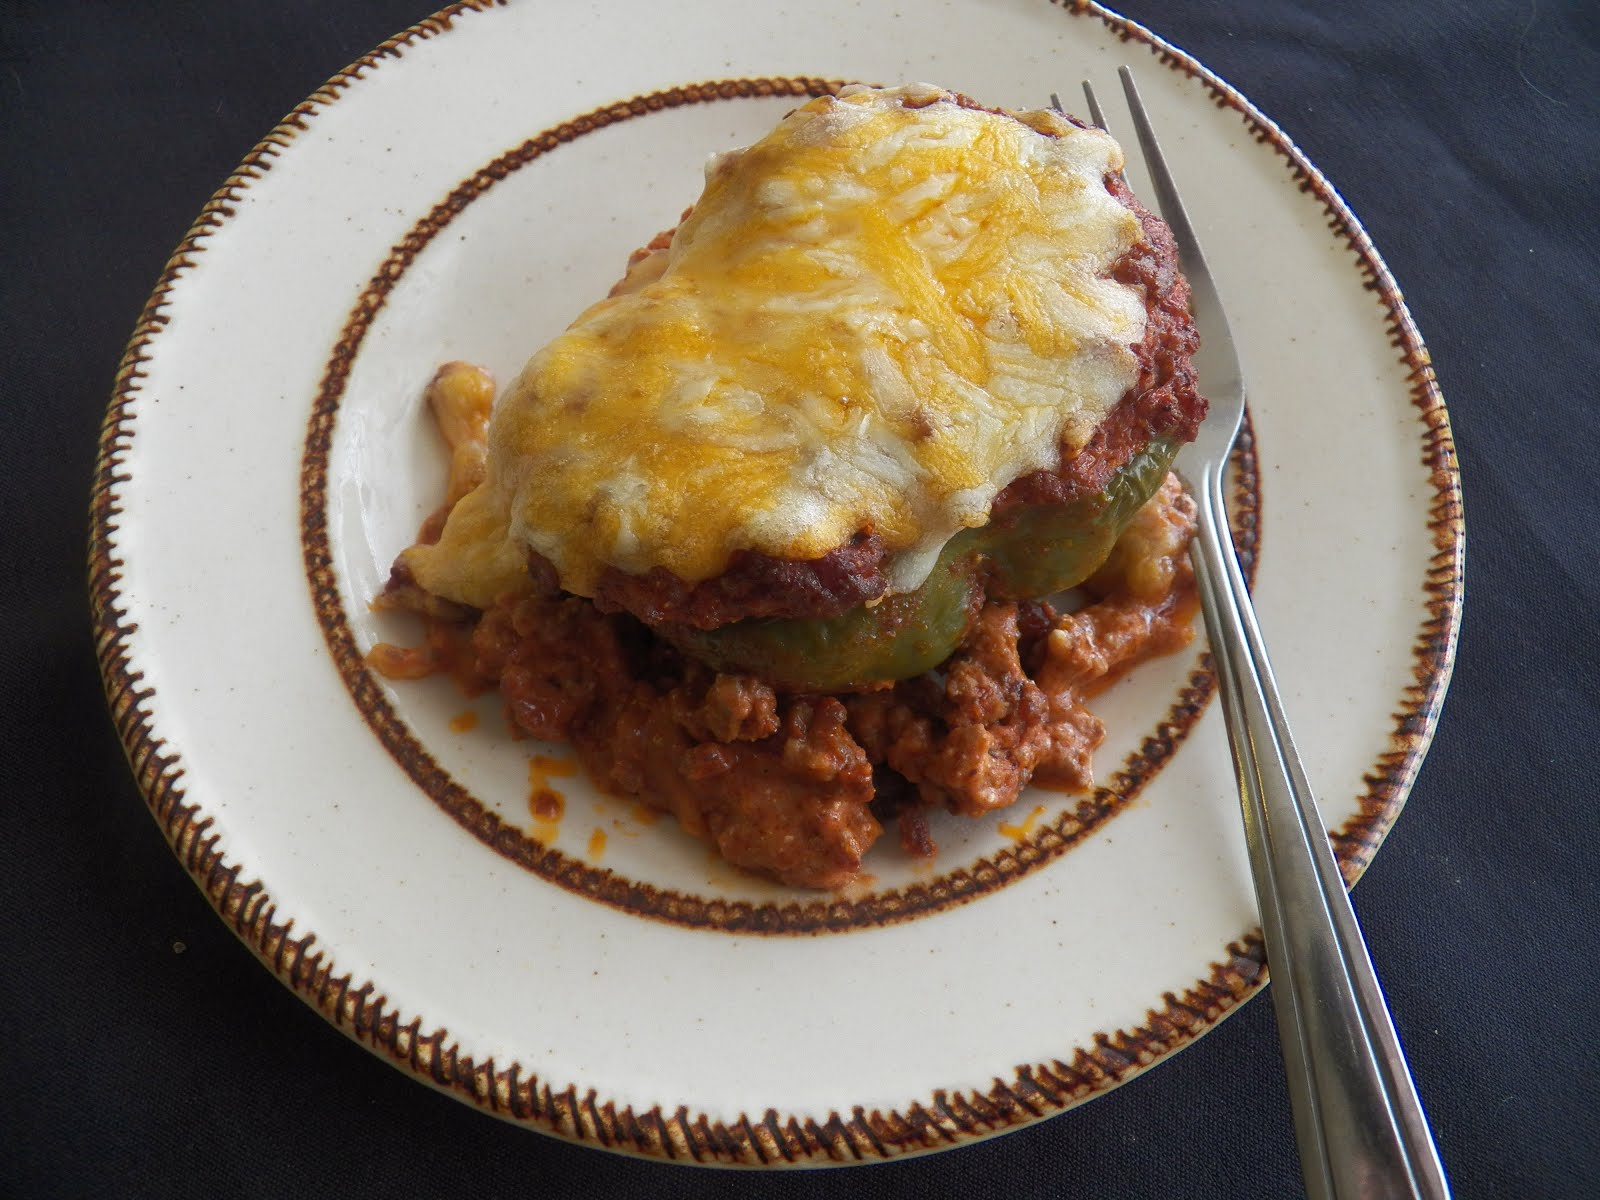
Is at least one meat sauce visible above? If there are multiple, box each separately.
[373,478,1197,889]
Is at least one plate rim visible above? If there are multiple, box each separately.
[88,0,1465,1166]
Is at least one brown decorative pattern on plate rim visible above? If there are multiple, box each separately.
[296,73,1262,935]
[87,0,1464,1164]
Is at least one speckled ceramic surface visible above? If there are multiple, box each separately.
[91,0,1461,1165]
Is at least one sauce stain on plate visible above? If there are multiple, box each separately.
[998,803,1048,843]
[527,753,576,843]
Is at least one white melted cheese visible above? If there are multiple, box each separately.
[406,85,1148,609]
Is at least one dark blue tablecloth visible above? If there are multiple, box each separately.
[4,2,1596,1195]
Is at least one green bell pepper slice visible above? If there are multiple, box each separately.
[667,553,979,693]
[976,436,1179,598]
[667,437,1179,691]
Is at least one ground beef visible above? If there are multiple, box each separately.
[471,596,879,889]
[406,477,1198,890]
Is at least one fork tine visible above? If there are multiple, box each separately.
[1115,68,1241,400]
[1078,81,1110,133]
[1117,69,1213,284]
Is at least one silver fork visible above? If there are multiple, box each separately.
[1066,70,1451,1199]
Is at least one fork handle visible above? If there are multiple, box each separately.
[1190,459,1451,1200]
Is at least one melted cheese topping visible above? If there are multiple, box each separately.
[407,85,1147,609]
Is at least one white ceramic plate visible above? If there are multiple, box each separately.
[91,0,1462,1165]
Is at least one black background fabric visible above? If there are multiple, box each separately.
[3,1,1597,1195]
